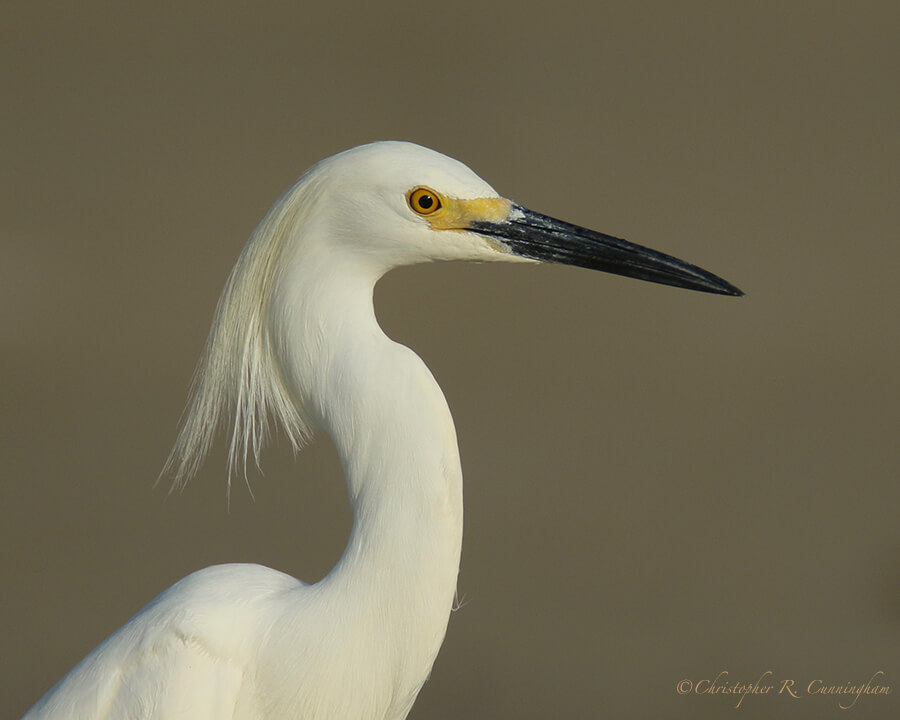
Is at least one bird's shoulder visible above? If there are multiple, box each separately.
[131,563,305,660]
[24,564,304,720]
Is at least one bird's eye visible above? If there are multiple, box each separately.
[408,187,442,216]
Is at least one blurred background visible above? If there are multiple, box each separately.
[2,2,898,718]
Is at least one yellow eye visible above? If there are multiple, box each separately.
[408,187,443,216]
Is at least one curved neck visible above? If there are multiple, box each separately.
[275,245,464,704]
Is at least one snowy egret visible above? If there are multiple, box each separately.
[24,141,741,719]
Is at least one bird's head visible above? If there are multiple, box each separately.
[295,141,512,267]
[297,141,742,295]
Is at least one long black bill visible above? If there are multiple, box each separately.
[471,205,743,296]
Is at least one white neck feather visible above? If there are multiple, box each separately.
[164,173,464,717]
[274,226,464,697]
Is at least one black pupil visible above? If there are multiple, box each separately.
[418,194,434,210]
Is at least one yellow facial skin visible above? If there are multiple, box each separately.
[407,186,512,230]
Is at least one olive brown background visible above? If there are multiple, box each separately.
[2,2,898,718]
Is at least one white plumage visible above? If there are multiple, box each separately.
[24,141,740,719]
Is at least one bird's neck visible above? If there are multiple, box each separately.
[275,247,464,705]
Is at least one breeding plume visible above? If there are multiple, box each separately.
[24,142,741,719]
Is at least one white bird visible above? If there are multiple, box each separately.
[23,141,741,720]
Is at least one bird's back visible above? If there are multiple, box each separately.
[24,564,302,720]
